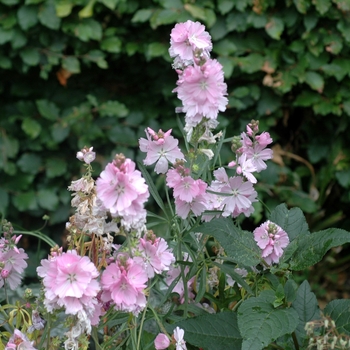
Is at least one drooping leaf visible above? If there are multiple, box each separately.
[265,17,284,40]
[289,228,350,270]
[292,280,320,346]
[324,300,350,335]
[304,71,324,92]
[238,290,299,350]
[174,312,242,350]
[38,1,61,29]
[198,218,262,266]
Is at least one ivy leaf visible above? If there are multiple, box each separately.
[198,218,262,266]
[292,280,321,346]
[265,17,284,40]
[99,100,128,117]
[238,290,299,350]
[289,228,350,270]
[37,189,59,210]
[36,99,60,120]
[21,118,42,139]
[324,300,350,335]
[270,203,310,241]
[174,312,242,350]
[38,1,61,30]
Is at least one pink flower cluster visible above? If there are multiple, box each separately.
[169,20,228,139]
[139,128,185,174]
[253,221,290,265]
[96,154,149,232]
[5,329,37,350]
[166,164,208,219]
[0,225,28,290]
[37,250,101,323]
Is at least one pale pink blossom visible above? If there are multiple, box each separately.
[173,59,228,122]
[5,329,37,350]
[244,143,273,172]
[236,154,257,183]
[76,146,95,164]
[169,20,212,61]
[139,128,184,174]
[255,131,273,147]
[254,221,289,265]
[154,333,170,350]
[173,176,200,202]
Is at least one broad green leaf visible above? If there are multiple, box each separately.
[46,158,67,178]
[303,13,318,32]
[36,99,60,120]
[175,312,242,350]
[0,28,13,45]
[335,169,350,188]
[294,90,322,107]
[37,189,59,210]
[100,37,122,53]
[17,153,42,174]
[184,4,206,21]
[0,136,19,158]
[99,0,119,10]
[237,53,264,74]
[19,48,40,66]
[11,29,27,49]
[293,0,311,14]
[238,290,299,350]
[78,0,96,17]
[226,11,248,32]
[313,0,331,15]
[217,56,234,78]
[55,0,73,17]
[257,89,281,116]
[265,17,284,40]
[131,9,153,23]
[0,55,12,69]
[62,56,80,73]
[21,118,42,139]
[12,191,38,211]
[292,280,320,346]
[284,279,298,303]
[38,1,61,30]
[51,123,70,142]
[304,71,324,92]
[197,218,262,266]
[324,300,350,335]
[99,100,128,117]
[217,0,234,15]
[270,203,310,241]
[17,5,38,30]
[289,228,350,270]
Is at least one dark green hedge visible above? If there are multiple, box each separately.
[1,0,350,241]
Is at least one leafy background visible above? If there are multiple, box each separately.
[1,0,350,298]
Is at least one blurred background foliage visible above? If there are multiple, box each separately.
[1,0,350,293]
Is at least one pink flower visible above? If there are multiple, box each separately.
[154,333,170,350]
[254,221,289,265]
[236,154,257,183]
[173,327,187,350]
[173,59,228,122]
[76,146,96,164]
[244,143,273,172]
[37,250,100,316]
[169,20,212,61]
[96,155,149,229]
[139,128,184,174]
[0,247,28,290]
[5,329,37,350]
[101,256,148,315]
[173,176,200,202]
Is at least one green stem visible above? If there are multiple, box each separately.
[136,303,148,350]
[91,326,102,350]
[149,305,170,336]
[292,331,300,350]
[258,198,271,215]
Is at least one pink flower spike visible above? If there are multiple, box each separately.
[154,333,170,350]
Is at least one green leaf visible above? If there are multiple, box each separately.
[0,55,12,69]
[238,290,299,350]
[12,191,38,211]
[184,4,206,21]
[293,0,311,14]
[217,56,234,78]
[226,11,248,32]
[270,203,310,241]
[292,280,321,346]
[62,56,80,73]
[265,17,284,40]
[38,1,61,30]
[17,5,38,30]
[217,0,234,15]
[257,89,281,116]
[74,19,102,41]
[36,99,60,120]
[11,29,27,49]
[335,169,350,188]
[284,279,298,303]
[131,9,153,23]
[99,0,119,10]
[175,312,242,350]
[51,123,70,142]
[19,48,40,66]
[37,189,59,210]
[294,90,322,107]
[313,0,331,15]
[55,0,73,17]
[198,218,262,266]
[99,100,128,117]
[304,71,324,92]
[324,300,350,335]
[289,228,350,270]
[0,28,14,45]
[100,37,122,53]
[21,118,42,139]
[237,53,264,74]
[46,158,67,178]
[17,153,42,174]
